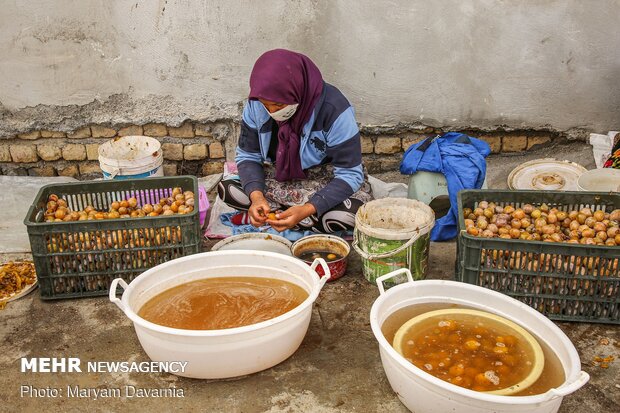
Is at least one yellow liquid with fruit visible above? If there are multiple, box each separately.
[382,303,565,396]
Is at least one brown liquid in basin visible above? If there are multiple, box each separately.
[138,277,308,330]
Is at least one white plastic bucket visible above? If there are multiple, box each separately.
[109,250,330,379]
[99,135,164,180]
[370,269,589,413]
[352,198,435,283]
[577,168,620,192]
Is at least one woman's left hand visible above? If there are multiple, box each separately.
[267,204,316,232]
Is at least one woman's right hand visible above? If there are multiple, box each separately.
[248,191,271,227]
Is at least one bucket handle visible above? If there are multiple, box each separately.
[376,269,414,295]
[311,258,332,288]
[109,278,129,313]
[541,371,590,400]
[352,229,422,260]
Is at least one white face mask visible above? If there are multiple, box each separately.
[268,104,299,122]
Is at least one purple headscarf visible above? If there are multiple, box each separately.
[249,49,324,181]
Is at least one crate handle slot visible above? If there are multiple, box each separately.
[376,268,414,295]
[109,278,129,312]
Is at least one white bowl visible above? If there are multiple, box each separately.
[211,233,293,256]
[577,168,620,192]
[370,269,589,413]
[392,308,545,396]
[110,250,330,379]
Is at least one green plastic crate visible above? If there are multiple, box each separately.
[456,190,620,324]
[24,176,202,300]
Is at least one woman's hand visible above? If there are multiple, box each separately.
[248,191,271,227]
[268,204,316,232]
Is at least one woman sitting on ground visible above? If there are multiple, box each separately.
[218,49,372,233]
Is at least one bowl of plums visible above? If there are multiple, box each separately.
[291,234,350,281]
[370,269,589,413]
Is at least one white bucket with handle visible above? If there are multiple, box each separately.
[99,135,164,180]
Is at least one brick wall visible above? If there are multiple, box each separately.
[360,131,553,174]
[0,123,556,178]
[0,122,231,178]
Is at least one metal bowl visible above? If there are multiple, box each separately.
[291,234,350,281]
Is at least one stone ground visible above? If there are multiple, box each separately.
[1,141,619,413]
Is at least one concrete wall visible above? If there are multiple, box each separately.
[1,0,619,137]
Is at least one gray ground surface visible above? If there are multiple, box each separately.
[1,142,619,412]
[0,176,77,262]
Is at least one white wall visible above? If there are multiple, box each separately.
[1,0,619,135]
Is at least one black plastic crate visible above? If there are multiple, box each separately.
[24,176,201,299]
[457,190,620,324]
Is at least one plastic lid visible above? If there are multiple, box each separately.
[507,158,587,191]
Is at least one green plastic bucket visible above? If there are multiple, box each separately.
[352,198,435,284]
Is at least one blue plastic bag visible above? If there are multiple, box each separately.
[400,132,491,241]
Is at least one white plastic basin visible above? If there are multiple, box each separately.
[370,269,590,413]
[109,250,330,379]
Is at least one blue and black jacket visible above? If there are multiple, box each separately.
[235,83,363,216]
